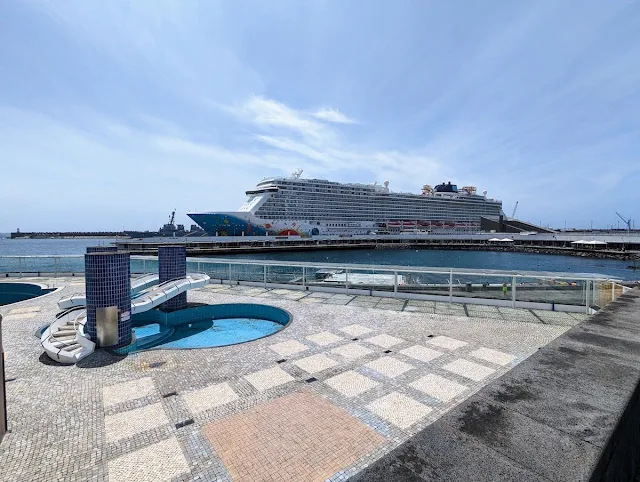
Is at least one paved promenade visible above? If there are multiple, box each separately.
[0,279,581,481]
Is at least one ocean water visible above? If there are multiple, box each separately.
[0,238,120,256]
[0,237,636,280]
[221,249,637,280]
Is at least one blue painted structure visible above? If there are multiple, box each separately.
[84,251,132,348]
[158,245,187,311]
[187,213,267,237]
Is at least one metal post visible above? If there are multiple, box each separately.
[54,257,58,279]
[197,261,201,274]
[611,281,615,302]
[345,269,349,294]
[449,269,453,303]
[302,266,306,290]
[585,280,590,314]
[263,265,267,289]
[394,271,398,298]
[143,258,146,273]
[228,263,232,285]
[511,276,516,308]
[18,257,22,278]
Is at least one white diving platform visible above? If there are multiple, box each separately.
[42,273,210,364]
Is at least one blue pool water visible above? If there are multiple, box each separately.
[118,303,291,353]
[0,282,55,306]
[133,323,162,338]
[133,318,284,350]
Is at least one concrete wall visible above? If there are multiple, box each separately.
[0,315,6,444]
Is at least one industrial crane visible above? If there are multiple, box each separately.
[511,201,519,219]
[616,212,632,232]
[169,209,176,226]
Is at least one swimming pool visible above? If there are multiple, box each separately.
[0,282,55,306]
[117,303,291,353]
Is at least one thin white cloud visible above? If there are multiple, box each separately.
[217,95,446,188]
[222,95,330,141]
[312,108,356,124]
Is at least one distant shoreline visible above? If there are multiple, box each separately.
[8,236,127,240]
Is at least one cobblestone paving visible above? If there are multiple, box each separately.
[0,278,578,481]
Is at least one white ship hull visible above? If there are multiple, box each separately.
[188,174,503,237]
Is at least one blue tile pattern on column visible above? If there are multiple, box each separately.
[86,246,118,253]
[158,245,187,311]
[84,252,132,348]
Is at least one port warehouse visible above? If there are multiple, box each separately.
[114,233,640,257]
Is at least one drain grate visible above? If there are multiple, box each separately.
[5,377,17,383]
[162,391,178,398]
[276,359,287,364]
[175,419,194,429]
[305,377,318,383]
[351,338,359,341]
[148,361,166,369]
[383,350,392,354]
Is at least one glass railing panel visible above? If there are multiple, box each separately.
[131,257,158,274]
[449,274,513,301]
[592,280,622,308]
[515,276,585,307]
[231,262,269,283]
[194,261,230,281]
[0,258,20,275]
[55,256,85,274]
[398,271,451,299]
[265,265,303,286]
[302,266,334,289]
[23,257,59,274]
[339,268,392,293]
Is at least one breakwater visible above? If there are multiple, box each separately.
[10,231,126,239]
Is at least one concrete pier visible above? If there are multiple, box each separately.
[115,233,640,260]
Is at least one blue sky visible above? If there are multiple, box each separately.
[0,0,638,232]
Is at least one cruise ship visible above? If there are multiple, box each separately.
[188,170,504,236]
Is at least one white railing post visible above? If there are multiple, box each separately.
[585,280,590,314]
[197,261,201,274]
[511,276,516,308]
[18,257,22,278]
[302,266,306,290]
[449,269,453,303]
[54,257,58,278]
[264,265,267,289]
[394,271,398,298]
[345,269,349,294]
[611,281,615,302]
[143,258,146,273]
[228,263,232,285]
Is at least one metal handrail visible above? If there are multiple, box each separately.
[0,253,627,281]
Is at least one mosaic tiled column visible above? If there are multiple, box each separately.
[86,246,118,253]
[84,252,132,348]
[158,245,187,311]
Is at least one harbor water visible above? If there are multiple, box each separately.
[0,237,636,280]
